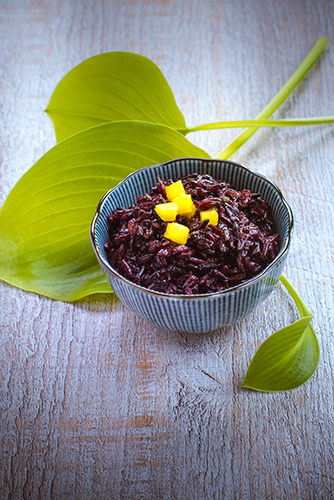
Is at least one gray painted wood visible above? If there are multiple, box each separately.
[1,0,334,498]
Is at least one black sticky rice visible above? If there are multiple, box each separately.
[104,173,280,295]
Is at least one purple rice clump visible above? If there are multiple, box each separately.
[104,173,280,295]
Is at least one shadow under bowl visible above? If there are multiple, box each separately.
[90,158,293,333]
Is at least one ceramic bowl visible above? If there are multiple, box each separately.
[90,158,293,333]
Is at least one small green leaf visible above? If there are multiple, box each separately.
[241,275,320,392]
[0,121,209,301]
[241,318,319,392]
[46,52,186,142]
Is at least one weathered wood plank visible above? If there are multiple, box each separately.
[1,0,334,498]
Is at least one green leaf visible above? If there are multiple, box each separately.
[241,318,319,392]
[46,52,186,142]
[46,41,332,156]
[241,275,320,392]
[0,121,209,301]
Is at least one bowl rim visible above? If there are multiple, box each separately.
[90,157,294,300]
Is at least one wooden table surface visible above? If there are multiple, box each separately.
[1,1,334,499]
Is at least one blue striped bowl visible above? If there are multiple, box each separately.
[90,158,293,333]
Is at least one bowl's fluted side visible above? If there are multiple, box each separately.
[91,158,293,333]
[109,269,284,333]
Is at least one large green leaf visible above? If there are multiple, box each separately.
[0,121,209,301]
[45,41,331,150]
[46,52,186,142]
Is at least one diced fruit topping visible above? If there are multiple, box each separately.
[164,222,190,245]
[155,202,178,221]
[173,194,197,216]
[165,180,186,201]
[200,208,219,226]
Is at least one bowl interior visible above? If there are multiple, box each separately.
[92,158,293,285]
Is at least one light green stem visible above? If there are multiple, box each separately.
[214,37,329,159]
[180,116,334,134]
[279,274,313,318]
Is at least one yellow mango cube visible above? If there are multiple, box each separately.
[184,204,197,218]
[173,194,197,216]
[155,202,178,221]
[200,208,219,226]
[164,222,190,245]
[165,180,186,201]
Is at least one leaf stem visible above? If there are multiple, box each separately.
[180,116,334,134]
[214,37,329,159]
[279,274,313,318]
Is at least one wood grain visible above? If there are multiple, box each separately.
[1,0,334,498]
